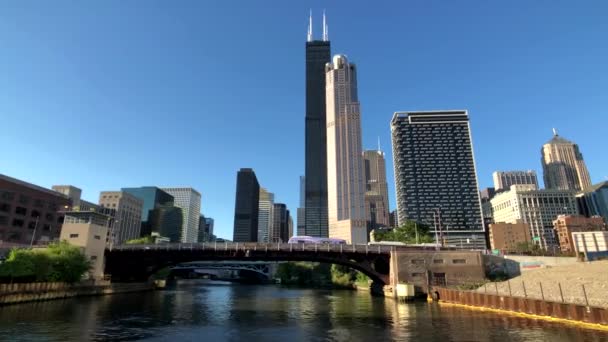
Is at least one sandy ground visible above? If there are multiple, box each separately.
[477,260,608,308]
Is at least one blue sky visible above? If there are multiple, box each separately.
[1,1,607,240]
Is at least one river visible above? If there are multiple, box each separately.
[0,280,606,341]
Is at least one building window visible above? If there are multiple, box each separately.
[34,199,45,208]
[0,191,15,201]
[12,219,24,227]
[452,259,467,264]
[45,213,54,222]
[411,259,425,265]
[15,206,27,216]
[0,216,8,225]
[31,210,41,218]
[18,195,30,205]
[57,216,64,224]
[43,224,51,231]
[94,235,101,240]
[69,234,79,238]
[411,272,425,277]
[28,221,37,229]
[0,203,10,213]
[433,259,444,264]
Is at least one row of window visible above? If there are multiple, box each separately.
[410,258,467,265]
[0,192,62,210]
[1,216,52,230]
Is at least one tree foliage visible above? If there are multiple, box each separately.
[372,220,434,244]
[0,241,91,283]
[125,235,155,244]
[275,262,369,288]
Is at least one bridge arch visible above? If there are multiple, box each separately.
[104,243,391,286]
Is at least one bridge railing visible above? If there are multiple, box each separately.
[110,242,395,254]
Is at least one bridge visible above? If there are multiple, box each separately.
[172,261,273,278]
[105,242,396,285]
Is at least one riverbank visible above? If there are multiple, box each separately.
[0,282,153,305]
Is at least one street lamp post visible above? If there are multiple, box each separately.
[29,216,40,248]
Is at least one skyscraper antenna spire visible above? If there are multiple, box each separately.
[322,10,328,41]
[307,10,313,42]
[378,136,381,152]
[553,128,558,136]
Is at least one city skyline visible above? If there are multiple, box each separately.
[1,3,607,240]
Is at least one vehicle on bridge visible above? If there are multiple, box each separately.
[368,241,407,246]
[288,236,346,244]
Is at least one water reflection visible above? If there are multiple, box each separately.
[0,280,606,341]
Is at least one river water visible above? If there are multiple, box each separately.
[0,280,606,341]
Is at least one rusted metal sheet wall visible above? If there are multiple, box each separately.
[435,288,608,326]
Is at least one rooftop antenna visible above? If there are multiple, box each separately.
[552,128,558,136]
[322,10,328,41]
[307,10,313,42]
[377,136,381,152]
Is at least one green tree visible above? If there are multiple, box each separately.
[0,249,36,283]
[373,220,434,244]
[46,241,91,283]
[125,235,155,244]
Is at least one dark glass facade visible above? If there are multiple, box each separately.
[233,168,260,242]
[304,40,331,238]
[122,187,176,238]
[391,111,485,248]
[148,206,183,242]
[271,203,289,243]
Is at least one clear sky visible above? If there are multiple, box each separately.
[1,1,607,240]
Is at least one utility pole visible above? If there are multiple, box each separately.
[29,216,39,248]
[415,222,419,244]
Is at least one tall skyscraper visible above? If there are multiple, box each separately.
[257,188,275,243]
[271,203,289,242]
[99,191,143,245]
[304,12,331,238]
[363,149,390,233]
[122,187,175,237]
[492,171,539,191]
[233,168,260,242]
[576,181,608,220]
[325,54,367,244]
[297,176,306,236]
[160,187,201,243]
[391,110,485,249]
[541,129,592,191]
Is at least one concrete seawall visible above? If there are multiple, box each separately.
[0,282,153,305]
[435,288,608,330]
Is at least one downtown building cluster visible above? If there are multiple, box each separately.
[0,174,215,249]
[483,131,608,256]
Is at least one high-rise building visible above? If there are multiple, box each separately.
[257,188,275,243]
[576,181,608,220]
[160,187,201,243]
[553,215,606,253]
[389,210,398,228]
[99,191,143,245]
[391,110,485,249]
[271,203,288,242]
[288,213,293,240]
[233,168,260,242]
[491,185,578,250]
[205,217,215,240]
[541,129,592,191]
[325,54,367,244]
[492,171,538,192]
[363,149,390,233]
[122,187,175,237]
[304,12,331,238]
[297,176,306,236]
[147,205,182,242]
[0,174,72,246]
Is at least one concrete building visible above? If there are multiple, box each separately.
[490,185,578,250]
[553,215,606,253]
[304,13,331,239]
[488,220,532,252]
[572,231,608,260]
[576,181,608,220]
[363,149,390,233]
[0,174,72,246]
[541,130,592,191]
[233,168,260,242]
[257,188,275,243]
[161,187,201,243]
[99,191,143,245]
[52,185,82,208]
[296,176,306,237]
[60,211,111,280]
[271,203,289,243]
[391,110,485,249]
[325,54,367,244]
[492,171,538,191]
